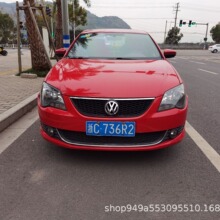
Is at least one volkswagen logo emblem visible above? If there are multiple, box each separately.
[105,100,119,116]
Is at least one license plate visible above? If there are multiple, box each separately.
[86,121,135,137]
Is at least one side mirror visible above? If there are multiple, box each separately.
[164,49,176,58]
[55,48,66,58]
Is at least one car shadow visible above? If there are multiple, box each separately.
[44,141,183,167]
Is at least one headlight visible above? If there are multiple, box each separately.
[40,82,66,110]
[158,84,186,111]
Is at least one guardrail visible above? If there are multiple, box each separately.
[159,44,209,50]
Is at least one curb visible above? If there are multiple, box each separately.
[0,92,39,133]
[20,73,38,79]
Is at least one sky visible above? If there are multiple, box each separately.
[3,0,220,43]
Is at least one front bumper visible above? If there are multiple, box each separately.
[38,94,188,151]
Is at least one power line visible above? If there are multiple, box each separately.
[182,6,220,13]
[122,17,173,20]
[89,5,172,9]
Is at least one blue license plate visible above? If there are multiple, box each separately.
[86,121,135,137]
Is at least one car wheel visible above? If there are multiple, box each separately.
[213,49,218,53]
[2,50,8,56]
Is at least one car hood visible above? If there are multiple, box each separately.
[46,58,181,98]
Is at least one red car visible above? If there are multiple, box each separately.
[38,29,188,151]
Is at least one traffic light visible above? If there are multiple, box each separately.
[46,6,52,17]
[188,20,196,27]
[179,20,187,27]
[19,21,23,29]
[188,20,192,27]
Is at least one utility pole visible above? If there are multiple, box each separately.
[190,22,209,46]
[72,1,76,40]
[164,20,168,44]
[174,2,180,28]
[203,23,209,49]
[16,1,22,73]
[61,0,70,49]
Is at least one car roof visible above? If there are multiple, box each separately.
[81,29,149,35]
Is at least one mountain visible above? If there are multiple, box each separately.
[0,2,131,29]
[0,2,16,16]
[84,10,131,29]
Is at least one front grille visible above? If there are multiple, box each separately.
[57,129,166,147]
[71,98,154,117]
[41,122,184,148]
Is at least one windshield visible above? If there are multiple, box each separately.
[67,32,162,60]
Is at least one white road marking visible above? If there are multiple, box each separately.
[177,57,188,60]
[0,107,39,154]
[190,61,206,65]
[186,121,220,173]
[169,61,177,64]
[198,68,218,75]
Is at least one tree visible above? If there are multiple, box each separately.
[69,0,88,40]
[54,0,90,48]
[23,0,51,70]
[165,27,183,45]
[0,11,14,44]
[210,22,220,43]
[54,0,63,49]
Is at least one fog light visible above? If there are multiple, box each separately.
[169,129,178,139]
[47,127,55,136]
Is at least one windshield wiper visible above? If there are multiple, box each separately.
[115,57,141,60]
[67,56,89,59]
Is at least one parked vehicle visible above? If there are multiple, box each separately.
[208,44,220,53]
[38,29,188,151]
[0,46,8,56]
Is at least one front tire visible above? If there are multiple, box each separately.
[213,49,218,53]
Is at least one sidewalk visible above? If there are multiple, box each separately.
[0,48,55,132]
[0,73,44,132]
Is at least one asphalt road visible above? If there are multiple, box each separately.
[0,50,220,220]
[170,52,220,154]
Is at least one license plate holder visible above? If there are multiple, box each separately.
[86,121,135,137]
